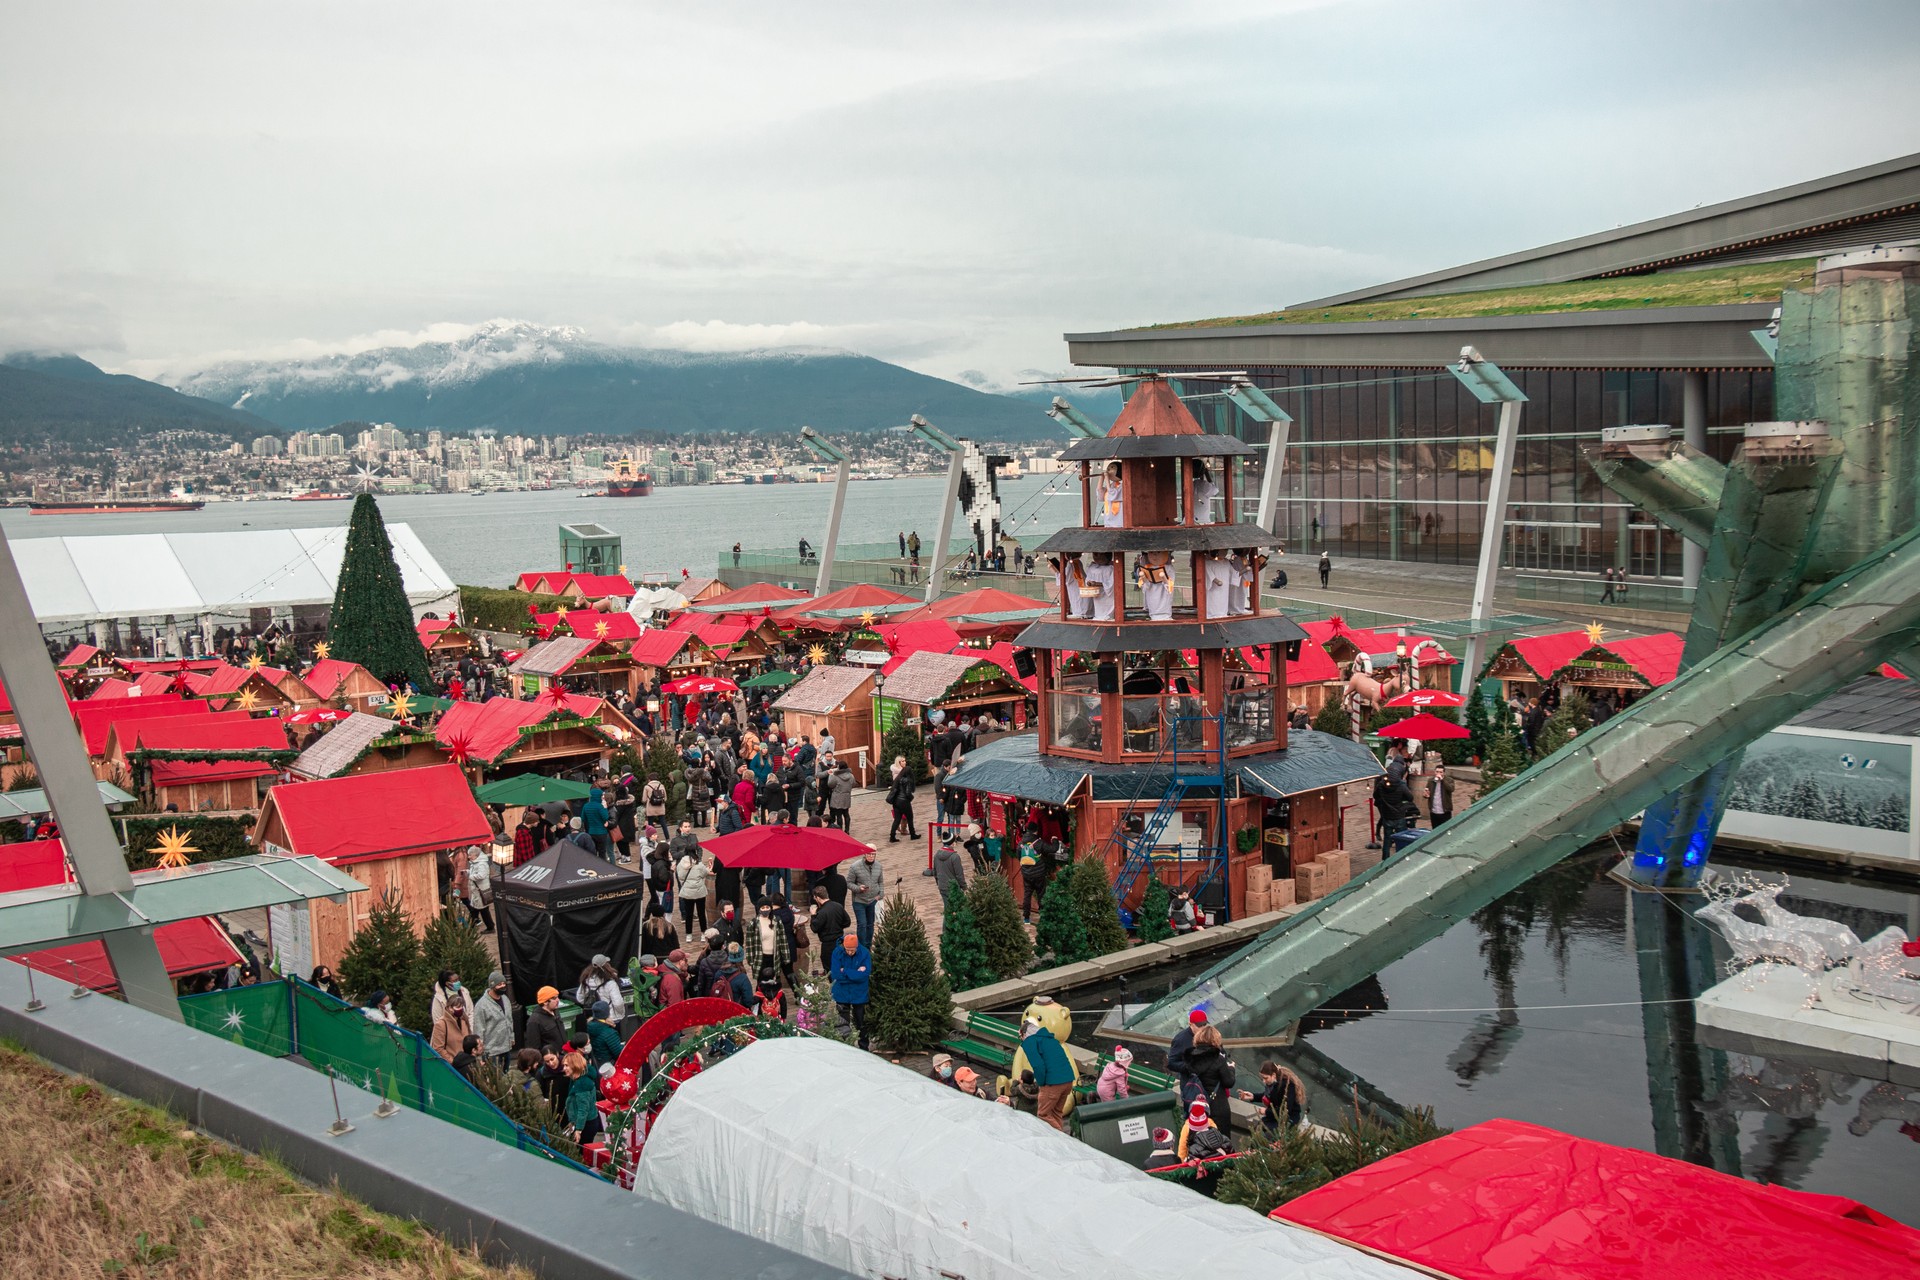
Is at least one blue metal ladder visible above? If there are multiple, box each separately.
[1108,712,1232,914]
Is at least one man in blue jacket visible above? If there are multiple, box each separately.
[1020,1016,1074,1132]
[829,931,870,1050]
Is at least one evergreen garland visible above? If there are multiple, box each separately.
[1068,856,1129,956]
[938,881,997,990]
[965,871,1032,980]
[1136,872,1174,944]
[337,892,424,1008]
[327,494,430,689]
[1033,872,1092,968]
[866,894,952,1051]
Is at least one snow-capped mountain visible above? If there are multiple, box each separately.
[160,321,1053,439]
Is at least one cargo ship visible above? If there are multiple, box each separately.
[28,496,204,514]
[602,456,653,497]
[291,490,350,501]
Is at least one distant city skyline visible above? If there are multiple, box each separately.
[3,1,1918,386]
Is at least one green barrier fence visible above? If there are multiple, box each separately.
[180,979,588,1173]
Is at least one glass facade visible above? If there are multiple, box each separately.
[1176,367,1774,578]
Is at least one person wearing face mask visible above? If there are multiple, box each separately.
[929,1052,961,1089]
[742,898,791,980]
[429,969,463,1027]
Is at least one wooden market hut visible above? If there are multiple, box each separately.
[507,636,633,699]
[256,764,492,974]
[287,711,446,782]
[1482,630,1607,704]
[103,709,293,813]
[772,665,878,782]
[416,616,475,658]
[627,628,704,688]
[689,581,810,614]
[69,695,211,773]
[184,663,306,716]
[302,658,392,714]
[1307,618,1460,691]
[875,649,1033,737]
[433,695,617,779]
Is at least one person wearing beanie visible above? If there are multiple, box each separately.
[829,930,871,1050]
[471,970,515,1069]
[657,948,688,1006]
[1166,1007,1207,1081]
[929,1052,959,1088]
[1018,1016,1074,1132]
[584,998,623,1071]
[1096,1045,1134,1102]
[717,941,755,1006]
[576,954,624,1024]
[523,985,566,1059]
[1148,1127,1179,1167]
[1179,1099,1234,1165]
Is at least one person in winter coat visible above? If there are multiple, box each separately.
[674,843,711,935]
[932,839,967,904]
[363,989,397,1025]
[464,845,495,932]
[641,774,668,827]
[846,850,884,949]
[562,1052,602,1144]
[584,1000,623,1071]
[713,943,756,1005]
[657,949,688,1005]
[741,898,792,978]
[1183,1023,1237,1138]
[731,775,757,818]
[431,990,475,1064]
[641,901,680,957]
[687,766,713,827]
[715,794,746,837]
[886,760,918,841]
[1096,1045,1134,1102]
[1018,835,1047,923]
[1019,1017,1075,1131]
[829,932,871,1049]
[1178,1100,1234,1165]
[809,885,851,975]
[523,986,567,1057]
[429,970,463,1028]
[307,965,342,1000]
[1241,1060,1308,1137]
[471,970,516,1069]
[581,785,612,859]
[825,759,855,831]
[576,955,624,1023]
[1167,1007,1206,1081]
[612,778,640,863]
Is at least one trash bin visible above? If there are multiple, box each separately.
[1072,1089,1182,1169]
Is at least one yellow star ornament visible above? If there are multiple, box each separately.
[1584,621,1607,644]
[388,691,414,720]
[314,641,331,660]
[807,643,828,665]
[594,620,610,638]
[235,687,260,712]
[859,609,877,626]
[244,652,265,670]
[149,825,199,870]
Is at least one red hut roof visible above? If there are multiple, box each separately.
[260,763,490,865]
[86,673,176,700]
[1108,377,1205,437]
[1490,629,1607,682]
[563,572,636,599]
[112,711,291,784]
[894,587,1047,623]
[562,611,644,642]
[70,695,208,757]
[772,583,916,627]
[302,658,380,700]
[1584,632,1684,687]
[695,582,811,612]
[1306,618,1459,668]
[434,696,603,764]
[628,629,694,668]
[58,643,101,669]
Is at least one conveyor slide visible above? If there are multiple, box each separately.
[1124,525,1920,1039]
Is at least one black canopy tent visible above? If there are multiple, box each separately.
[495,841,644,1007]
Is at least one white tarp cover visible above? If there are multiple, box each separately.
[633,1037,1412,1280]
[12,523,458,623]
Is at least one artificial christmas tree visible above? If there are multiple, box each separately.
[1532,691,1593,761]
[1136,872,1173,944]
[879,719,930,783]
[1311,699,1353,740]
[1033,872,1092,969]
[1463,687,1492,761]
[1068,856,1129,956]
[867,893,952,1051]
[327,494,430,689]
[966,871,1032,980]
[337,892,423,1007]
[938,882,996,990]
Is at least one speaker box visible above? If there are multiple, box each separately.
[1012,647,1037,678]
[1096,663,1120,694]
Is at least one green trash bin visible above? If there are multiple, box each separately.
[1072,1089,1182,1169]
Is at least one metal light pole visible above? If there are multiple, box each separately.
[798,426,851,597]
[1226,379,1294,536]
[1045,397,1104,439]
[1449,348,1528,691]
[906,415,965,604]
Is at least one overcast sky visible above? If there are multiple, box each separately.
[3,0,1918,386]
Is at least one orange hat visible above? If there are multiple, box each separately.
[536,985,559,1004]
[954,1066,979,1089]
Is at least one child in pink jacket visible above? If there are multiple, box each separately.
[1095,1045,1134,1101]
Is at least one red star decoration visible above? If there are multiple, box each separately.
[169,659,192,695]
[1328,615,1346,631]
[546,683,571,707]
[442,732,474,767]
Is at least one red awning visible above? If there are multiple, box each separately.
[1272,1118,1920,1280]
[15,919,241,993]
[262,762,491,864]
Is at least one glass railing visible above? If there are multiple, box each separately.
[1048,692,1104,752]
[1515,573,1693,614]
[1225,686,1277,749]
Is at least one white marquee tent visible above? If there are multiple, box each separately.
[9,524,458,627]
[634,1036,1411,1280]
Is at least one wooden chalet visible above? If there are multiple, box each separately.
[302,658,391,713]
[876,649,1032,734]
[256,764,492,973]
[626,628,706,689]
[69,696,212,784]
[416,616,474,658]
[434,694,617,778]
[287,711,445,781]
[1307,618,1459,690]
[772,665,878,778]
[184,663,305,715]
[508,636,633,699]
[104,710,293,812]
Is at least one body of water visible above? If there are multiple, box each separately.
[0,474,1083,589]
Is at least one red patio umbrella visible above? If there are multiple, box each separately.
[286,707,351,724]
[1375,712,1470,740]
[703,824,871,872]
[661,675,739,696]
[1383,689,1466,709]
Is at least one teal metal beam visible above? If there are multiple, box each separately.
[1584,426,1727,547]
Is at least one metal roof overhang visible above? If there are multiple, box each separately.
[1016,615,1307,653]
[1066,304,1779,373]
[1037,524,1283,555]
[0,854,367,955]
[1237,731,1385,798]
[944,735,1090,807]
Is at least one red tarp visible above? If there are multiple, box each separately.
[434,695,602,764]
[70,695,207,756]
[0,838,71,892]
[262,763,491,865]
[628,629,694,668]
[1306,619,1459,669]
[1272,1118,1920,1280]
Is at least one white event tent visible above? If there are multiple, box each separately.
[10,524,458,635]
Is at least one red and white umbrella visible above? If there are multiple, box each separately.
[1383,688,1466,709]
[286,707,351,724]
[661,675,739,696]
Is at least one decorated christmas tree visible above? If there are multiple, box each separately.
[337,891,423,1007]
[938,881,996,990]
[326,494,429,689]
[795,973,852,1043]
[1034,872,1092,968]
[1136,871,1173,944]
[965,871,1032,980]
[867,893,952,1051]
[1068,856,1129,956]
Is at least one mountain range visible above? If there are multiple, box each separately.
[0,353,280,444]
[152,320,1068,441]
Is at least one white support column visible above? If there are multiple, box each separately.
[815,458,851,597]
[1257,417,1292,539]
[925,452,966,603]
[1681,372,1707,590]
[0,526,180,1019]
[1459,397,1524,686]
